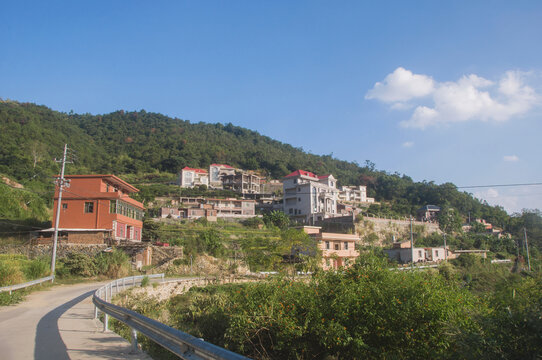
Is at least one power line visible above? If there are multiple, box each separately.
[457,182,542,189]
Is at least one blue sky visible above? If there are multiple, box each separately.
[2,1,541,213]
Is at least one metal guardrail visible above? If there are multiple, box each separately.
[0,275,55,295]
[93,274,250,360]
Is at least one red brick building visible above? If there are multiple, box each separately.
[50,175,145,243]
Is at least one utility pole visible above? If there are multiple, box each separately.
[524,227,531,272]
[51,144,70,278]
[410,216,414,269]
[443,233,447,261]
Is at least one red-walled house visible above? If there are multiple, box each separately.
[48,175,145,243]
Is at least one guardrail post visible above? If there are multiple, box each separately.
[133,276,136,287]
[130,328,139,353]
[104,284,109,331]
[123,278,126,291]
[161,273,165,283]
[104,313,109,332]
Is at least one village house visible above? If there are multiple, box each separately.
[159,207,182,219]
[38,175,145,244]
[221,169,262,194]
[338,185,375,204]
[416,205,441,223]
[302,226,360,270]
[283,170,339,225]
[179,167,209,188]
[208,163,235,189]
[385,241,450,264]
[159,197,256,221]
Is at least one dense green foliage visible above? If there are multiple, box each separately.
[0,183,50,222]
[55,249,131,278]
[112,255,542,359]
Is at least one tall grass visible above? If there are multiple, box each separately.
[0,254,50,286]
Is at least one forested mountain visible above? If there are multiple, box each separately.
[0,100,539,245]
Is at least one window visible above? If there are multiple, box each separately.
[418,250,422,257]
[435,250,439,257]
[289,208,293,214]
[62,203,68,210]
[325,241,330,250]
[335,243,340,250]
[344,242,349,250]
[106,184,110,192]
[110,200,116,213]
[298,198,301,202]
[84,202,94,213]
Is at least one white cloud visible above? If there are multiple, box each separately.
[503,155,519,162]
[366,68,541,129]
[365,67,435,103]
[402,141,414,148]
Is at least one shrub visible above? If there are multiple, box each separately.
[172,259,478,359]
[95,249,130,278]
[57,253,97,277]
[242,217,264,229]
[140,276,150,287]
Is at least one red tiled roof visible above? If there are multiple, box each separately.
[284,170,318,179]
[318,174,331,179]
[182,167,208,174]
[210,163,234,169]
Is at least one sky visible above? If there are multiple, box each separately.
[1,0,541,213]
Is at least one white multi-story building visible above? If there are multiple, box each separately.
[179,167,209,188]
[208,163,235,189]
[338,185,375,203]
[282,170,339,224]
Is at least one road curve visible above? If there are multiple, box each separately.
[0,282,151,360]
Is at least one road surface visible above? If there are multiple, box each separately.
[0,282,152,360]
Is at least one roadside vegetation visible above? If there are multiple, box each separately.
[111,253,542,359]
[0,249,132,306]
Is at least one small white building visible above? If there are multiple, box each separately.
[385,241,449,263]
[179,167,209,188]
[283,170,339,225]
[338,185,375,203]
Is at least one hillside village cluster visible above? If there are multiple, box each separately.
[34,163,498,271]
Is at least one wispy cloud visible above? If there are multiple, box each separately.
[402,141,414,148]
[503,155,519,162]
[366,68,541,129]
[474,186,542,214]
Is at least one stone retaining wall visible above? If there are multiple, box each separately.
[0,244,109,259]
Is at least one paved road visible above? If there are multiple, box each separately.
[0,282,152,360]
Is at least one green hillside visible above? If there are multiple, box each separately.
[0,99,540,250]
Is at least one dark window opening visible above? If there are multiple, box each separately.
[84,202,94,213]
